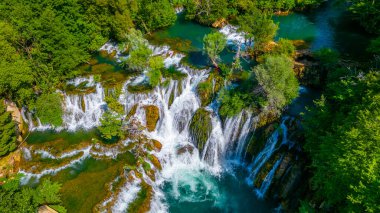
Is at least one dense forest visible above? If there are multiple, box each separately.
[0,0,379,212]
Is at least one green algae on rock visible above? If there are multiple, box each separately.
[144,105,160,132]
[189,108,212,153]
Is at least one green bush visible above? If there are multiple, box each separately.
[34,93,63,127]
[97,111,124,140]
[253,54,299,109]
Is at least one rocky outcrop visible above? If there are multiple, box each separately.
[5,100,25,139]
[38,205,58,213]
[212,18,227,28]
[144,105,160,132]
[189,108,212,154]
[0,150,21,178]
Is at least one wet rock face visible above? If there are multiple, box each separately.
[188,108,212,154]
[176,144,194,155]
[144,105,160,132]
[247,116,310,211]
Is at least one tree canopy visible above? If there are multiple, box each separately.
[0,101,17,157]
[253,55,299,109]
[203,32,227,67]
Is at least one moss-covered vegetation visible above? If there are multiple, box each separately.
[189,108,212,153]
[197,71,224,107]
[144,105,160,132]
[127,181,153,213]
[162,66,187,80]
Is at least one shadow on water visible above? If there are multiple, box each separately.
[275,1,373,61]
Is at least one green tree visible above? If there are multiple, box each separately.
[34,93,63,127]
[98,111,124,140]
[0,100,17,157]
[137,0,177,33]
[237,8,278,53]
[124,45,152,71]
[218,89,249,117]
[348,0,380,34]
[0,175,66,212]
[185,0,230,25]
[272,38,295,57]
[203,32,227,67]
[253,55,299,109]
[303,71,380,212]
[368,37,380,55]
[147,56,164,87]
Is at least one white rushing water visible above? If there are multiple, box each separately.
[21,32,287,210]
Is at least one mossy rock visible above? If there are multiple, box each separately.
[127,181,153,213]
[144,105,160,132]
[126,104,138,121]
[196,71,224,107]
[151,139,162,152]
[127,83,154,94]
[189,108,212,153]
[91,63,115,73]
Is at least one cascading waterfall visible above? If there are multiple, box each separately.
[247,118,288,184]
[20,30,293,210]
[63,77,106,131]
[22,76,106,131]
[255,156,284,198]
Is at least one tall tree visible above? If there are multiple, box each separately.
[237,8,278,54]
[253,55,299,109]
[203,32,227,67]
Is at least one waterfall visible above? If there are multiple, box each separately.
[20,36,289,211]
[246,118,289,185]
[201,115,225,172]
[63,78,106,131]
[22,76,106,132]
[255,156,284,199]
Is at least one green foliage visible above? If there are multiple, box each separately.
[219,64,232,79]
[218,89,251,117]
[162,66,187,80]
[253,55,299,109]
[136,0,177,32]
[203,32,227,67]
[0,100,17,157]
[98,111,124,140]
[185,0,230,25]
[348,0,380,34]
[0,175,66,212]
[34,93,63,127]
[272,38,295,57]
[147,69,162,87]
[189,108,212,152]
[237,8,278,51]
[104,88,124,114]
[314,48,339,68]
[124,45,153,71]
[303,71,380,212]
[367,37,380,55]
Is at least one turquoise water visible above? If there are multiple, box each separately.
[152,14,252,68]
[164,169,275,213]
[275,2,372,60]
